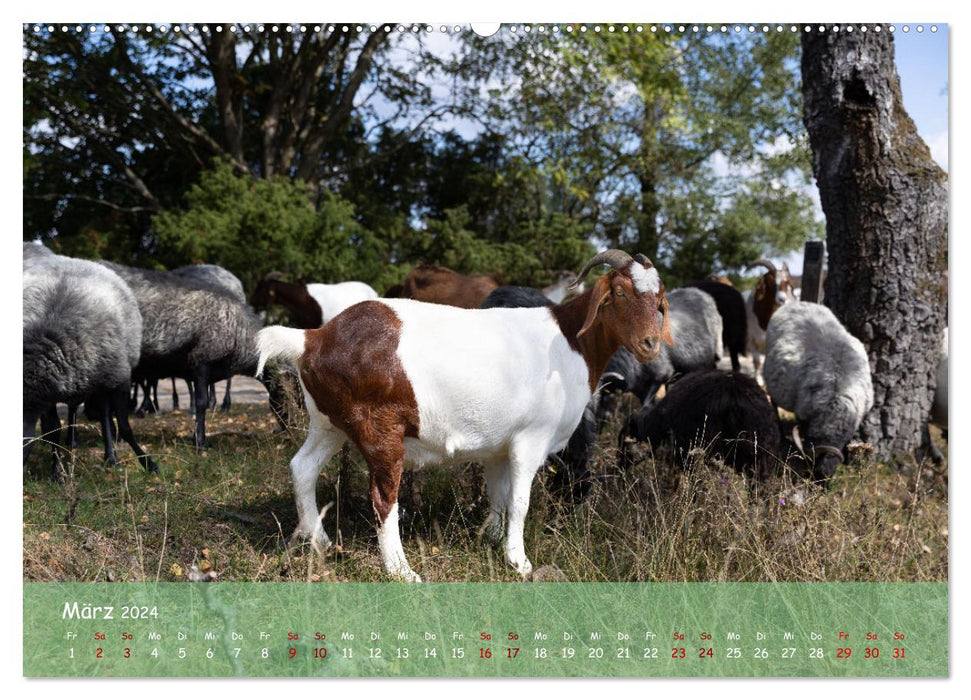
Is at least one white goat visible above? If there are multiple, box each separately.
[256,250,672,581]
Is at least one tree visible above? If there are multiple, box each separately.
[450,28,822,284]
[23,23,423,257]
[801,26,947,461]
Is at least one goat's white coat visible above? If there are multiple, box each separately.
[257,297,599,579]
[306,281,379,324]
[629,263,660,296]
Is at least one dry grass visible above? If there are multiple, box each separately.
[23,400,948,583]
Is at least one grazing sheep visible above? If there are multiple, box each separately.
[618,369,782,480]
[256,250,672,581]
[762,302,874,481]
[99,261,272,450]
[23,246,157,478]
[686,279,748,372]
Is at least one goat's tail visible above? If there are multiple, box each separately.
[256,326,306,378]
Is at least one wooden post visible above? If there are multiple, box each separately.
[800,240,826,303]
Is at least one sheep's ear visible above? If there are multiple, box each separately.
[659,291,675,347]
[578,274,612,338]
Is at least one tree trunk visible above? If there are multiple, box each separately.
[801,26,947,461]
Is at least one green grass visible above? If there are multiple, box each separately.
[23,400,948,583]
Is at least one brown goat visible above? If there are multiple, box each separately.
[394,264,500,308]
[256,250,672,581]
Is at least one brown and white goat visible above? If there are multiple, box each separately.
[389,264,500,309]
[256,250,672,581]
[744,258,797,382]
[251,272,379,328]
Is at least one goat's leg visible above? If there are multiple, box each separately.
[503,439,546,577]
[192,366,210,450]
[220,377,232,412]
[111,387,159,473]
[482,461,509,544]
[207,381,217,410]
[40,405,66,482]
[170,377,179,411]
[186,378,195,415]
[358,422,418,582]
[290,415,344,547]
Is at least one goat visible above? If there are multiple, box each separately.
[743,259,797,383]
[762,302,874,481]
[542,271,585,304]
[392,264,500,309]
[618,369,782,480]
[256,250,673,581]
[23,246,158,478]
[251,272,379,328]
[923,328,948,463]
[685,279,747,372]
[553,287,721,500]
[99,261,276,450]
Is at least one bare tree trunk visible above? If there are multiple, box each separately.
[801,26,947,461]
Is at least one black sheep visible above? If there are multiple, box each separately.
[618,370,782,480]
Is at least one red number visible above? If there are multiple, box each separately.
[672,647,686,659]
[96,648,103,659]
[698,647,713,658]
[314,647,327,659]
[506,647,520,659]
[893,647,906,659]
[480,647,492,659]
[837,647,852,659]
[288,647,297,659]
[865,647,880,659]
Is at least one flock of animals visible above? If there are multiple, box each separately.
[22,243,946,582]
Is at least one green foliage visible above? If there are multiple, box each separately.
[152,160,391,291]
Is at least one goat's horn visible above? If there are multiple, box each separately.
[570,250,636,289]
[264,271,287,281]
[746,258,777,273]
[791,425,805,455]
[812,444,845,461]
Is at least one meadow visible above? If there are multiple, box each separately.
[23,392,948,584]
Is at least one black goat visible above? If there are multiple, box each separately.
[685,279,748,372]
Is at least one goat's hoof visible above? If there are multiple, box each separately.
[507,554,533,578]
[389,569,422,583]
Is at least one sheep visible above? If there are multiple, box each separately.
[391,264,500,308]
[256,249,673,581]
[743,259,797,383]
[618,369,782,480]
[99,261,274,450]
[172,263,247,413]
[685,279,748,372]
[762,302,874,481]
[479,285,554,310]
[23,246,158,479]
[250,272,379,328]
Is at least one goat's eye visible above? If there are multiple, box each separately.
[614,286,625,297]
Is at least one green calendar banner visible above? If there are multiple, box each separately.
[23,583,947,677]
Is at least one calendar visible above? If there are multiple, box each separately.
[22,18,950,681]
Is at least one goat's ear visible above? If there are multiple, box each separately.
[659,291,675,347]
[577,274,612,338]
[754,276,768,302]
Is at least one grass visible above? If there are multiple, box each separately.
[22,398,948,583]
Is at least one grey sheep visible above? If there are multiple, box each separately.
[98,261,273,450]
[762,301,874,481]
[133,263,246,414]
[23,245,158,478]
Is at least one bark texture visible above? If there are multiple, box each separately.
[801,27,947,461]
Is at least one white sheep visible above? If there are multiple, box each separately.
[762,301,873,480]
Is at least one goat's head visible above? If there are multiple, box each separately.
[250,271,287,308]
[748,259,796,329]
[572,250,674,363]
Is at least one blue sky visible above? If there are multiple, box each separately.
[895,26,949,170]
